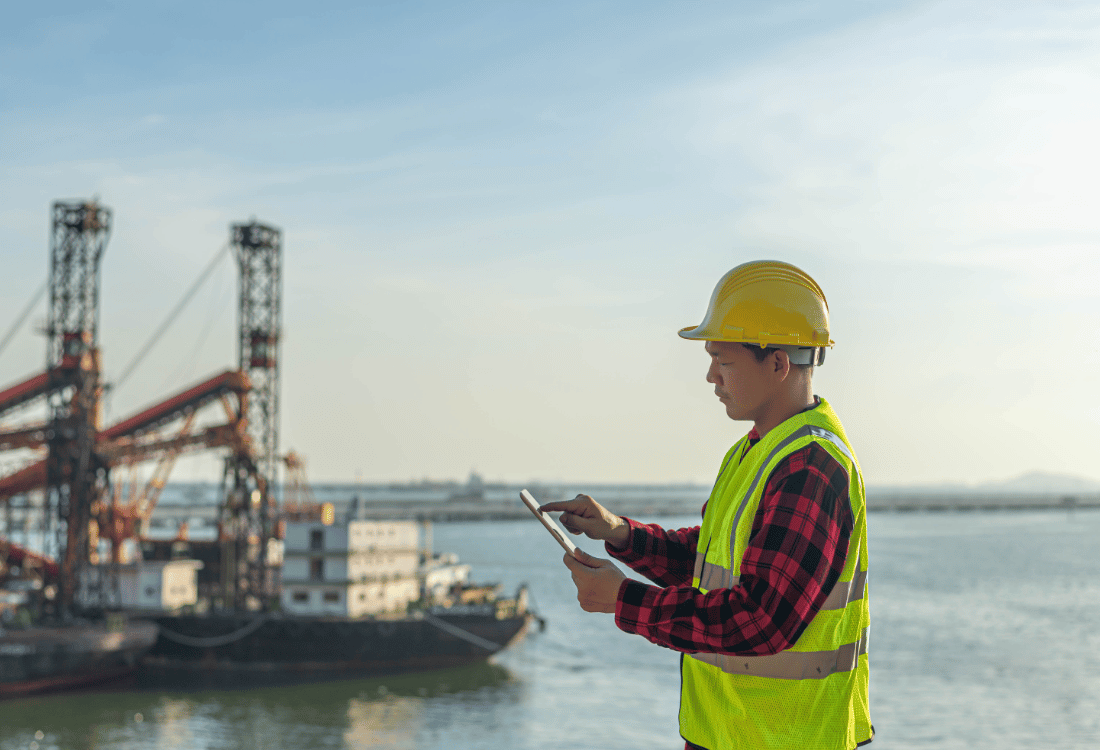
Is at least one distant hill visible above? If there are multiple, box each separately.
[977,471,1100,494]
[871,471,1100,496]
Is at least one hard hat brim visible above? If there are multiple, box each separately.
[678,324,834,348]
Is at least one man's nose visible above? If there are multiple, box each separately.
[706,363,720,385]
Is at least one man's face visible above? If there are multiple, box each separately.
[705,341,774,422]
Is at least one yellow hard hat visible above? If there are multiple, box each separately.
[679,260,833,358]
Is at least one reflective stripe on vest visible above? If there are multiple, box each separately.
[690,627,869,680]
[694,553,866,611]
[726,425,855,551]
[692,424,861,605]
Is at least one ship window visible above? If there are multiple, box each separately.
[323,591,340,603]
[359,593,366,601]
[292,591,309,602]
[145,586,156,598]
[310,530,323,550]
[310,558,324,581]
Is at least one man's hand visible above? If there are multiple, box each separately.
[562,549,626,614]
[539,494,630,550]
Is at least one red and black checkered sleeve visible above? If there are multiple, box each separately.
[613,442,853,656]
[604,517,700,587]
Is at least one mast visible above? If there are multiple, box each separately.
[44,200,111,617]
[220,221,282,610]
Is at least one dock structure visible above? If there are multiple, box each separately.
[863,491,1100,513]
[144,489,1100,531]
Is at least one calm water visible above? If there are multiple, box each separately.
[1,508,1098,749]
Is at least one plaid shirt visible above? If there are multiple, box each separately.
[606,428,853,657]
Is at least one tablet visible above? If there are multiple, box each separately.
[519,489,578,555]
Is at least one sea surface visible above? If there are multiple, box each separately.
[1,508,1098,750]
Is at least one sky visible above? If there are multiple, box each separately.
[1,0,1098,487]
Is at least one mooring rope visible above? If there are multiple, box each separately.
[422,613,502,651]
[156,614,271,648]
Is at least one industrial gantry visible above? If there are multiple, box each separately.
[0,203,285,617]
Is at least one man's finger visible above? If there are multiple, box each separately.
[570,548,607,569]
[559,512,592,533]
[563,551,597,572]
[539,499,585,514]
[572,548,595,564]
[540,494,595,514]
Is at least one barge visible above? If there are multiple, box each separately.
[0,619,157,698]
[136,516,534,687]
[141,592,531,687]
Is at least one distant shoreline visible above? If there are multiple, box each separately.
[140,492,1100,530]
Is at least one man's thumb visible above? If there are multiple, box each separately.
[571,548,602,568]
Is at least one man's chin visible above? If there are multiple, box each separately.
[724,404,747,421]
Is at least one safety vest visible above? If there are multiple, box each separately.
[680,398,872,750]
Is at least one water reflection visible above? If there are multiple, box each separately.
[344,696,418,748]
[154,698,195,750]
[0,661,519,750]
[336,662,524,749]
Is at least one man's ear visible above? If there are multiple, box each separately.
[771,349,791,379]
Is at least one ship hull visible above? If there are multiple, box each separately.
[0,621,158,698]
[141,609,531,688]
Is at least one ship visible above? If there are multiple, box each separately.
[0,618,158,698]
[136,515,534,687]
[140,598,531,687]
[0,541,159,697]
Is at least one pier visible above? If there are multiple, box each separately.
[140,488,1100,533]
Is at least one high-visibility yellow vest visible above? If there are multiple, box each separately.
[680,398,872,750]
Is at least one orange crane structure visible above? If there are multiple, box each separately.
[0,201,284,616]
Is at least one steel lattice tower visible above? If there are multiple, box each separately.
[221,221,282,610]
[45,200,111,617]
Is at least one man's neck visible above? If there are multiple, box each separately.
[753,393,818,439]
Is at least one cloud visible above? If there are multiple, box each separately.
[682,0,1100,261]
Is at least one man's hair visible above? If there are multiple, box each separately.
[741,344,813,373]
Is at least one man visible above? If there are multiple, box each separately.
[540,260,872,750]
